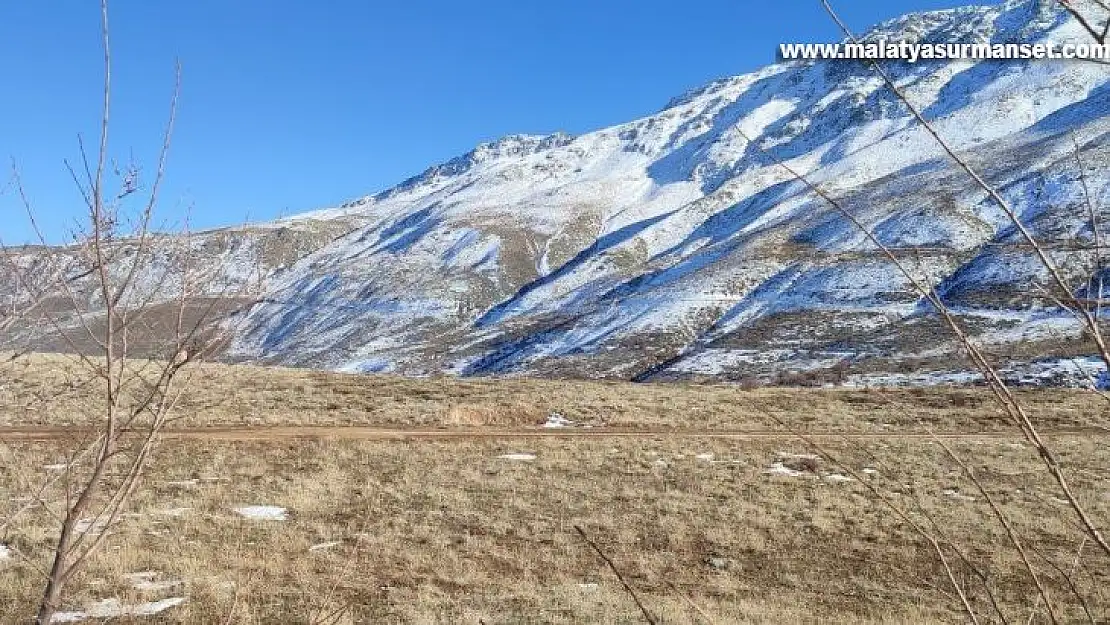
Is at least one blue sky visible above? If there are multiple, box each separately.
[0,0,986,242]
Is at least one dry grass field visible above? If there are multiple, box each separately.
[0,354,1108,623]
[0,354,1101,433]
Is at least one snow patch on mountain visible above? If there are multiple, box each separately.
[207,0,1110,383]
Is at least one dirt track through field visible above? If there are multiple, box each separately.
[0,425,1105,443]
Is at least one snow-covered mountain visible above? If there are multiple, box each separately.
[13,0,1110,385]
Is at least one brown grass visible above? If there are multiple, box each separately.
[0,355,1108,623]
[0,353,1104,433]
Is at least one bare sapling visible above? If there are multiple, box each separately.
[0,1,254,622]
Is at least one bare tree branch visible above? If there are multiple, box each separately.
[574,525,659,625]
[817,0,1110,563]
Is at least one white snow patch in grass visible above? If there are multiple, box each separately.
[695,453,715,462]
[43,463,69,471]
[763,463,805,478]
[942,489,976,502]
[309,541,341,552]
[164,479,199,488]
[498,453,536,461]
[985,315,1084,344]
[50,597,185,622]
[673,349,849,376]
[847,356,1108,389]
[234,506,288,521]
[824,474,854,483]
[845,370,983,387]
[0,544,12,561]
[862,468,879,476]
[543,413,575,428]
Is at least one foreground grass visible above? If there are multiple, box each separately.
[2,436,1107,623]
[0,355,1107,623]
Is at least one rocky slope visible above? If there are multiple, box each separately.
[9,0,1110,386]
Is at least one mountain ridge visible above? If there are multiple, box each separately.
[202,0,1110,386]
[6,0,1108,388]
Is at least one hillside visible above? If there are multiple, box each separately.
[6,0,1110,386]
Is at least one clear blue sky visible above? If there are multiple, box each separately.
[0,0,988,243]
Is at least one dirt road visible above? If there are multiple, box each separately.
[0,425,1103,442]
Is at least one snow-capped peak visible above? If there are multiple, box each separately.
[10,1,1105,387]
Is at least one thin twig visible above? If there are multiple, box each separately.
[750,406,983,623]
[1071,133,1103,322]
[929,432,1061,625]
[574,525,658,625]
[820,0,1110,562]
[666,581,720,625]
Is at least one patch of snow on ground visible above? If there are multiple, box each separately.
[984,314,1084,344]
[1000,356,1108,388]
[695,453,715,462]
[50,597,185,622]
[847,356,1108,389]
[763,463,805,478]
[234,506,288,521]
[0,544,11,561]
[764,451,821,478]
[672,349,849,376]
[43,463,69,471]
[498,453,536,461]
[942,489,976,502]
[846,370,983,387]
[542,412,575,428]
[824,474,854,483]
[309,541,341,552]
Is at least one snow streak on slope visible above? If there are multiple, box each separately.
[224,0,1110,385]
